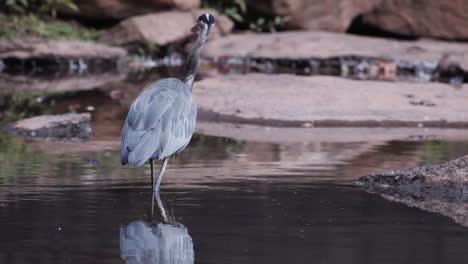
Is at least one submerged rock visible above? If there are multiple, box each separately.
[6,113,92,141]
[202,31,468,71]
[194,74,468,127]
[357,155,468,226]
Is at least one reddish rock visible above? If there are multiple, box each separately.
[58,0,200,20]
[248,0,378,31]
[202,31,468,71]
[0,38,127,59]
[361,0,468,40]
[194,74,468,127]
[98,10,233,46]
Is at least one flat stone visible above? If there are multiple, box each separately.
[0,38,127,59]
[6,113,91,140]
[202,31,468,71]
[194,74,468,127]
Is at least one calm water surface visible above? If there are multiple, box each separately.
[1,66,468,263]
[1,130,468,264]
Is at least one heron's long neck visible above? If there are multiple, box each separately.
[183,30,208,91]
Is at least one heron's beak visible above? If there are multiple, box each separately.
[191,24,200,33]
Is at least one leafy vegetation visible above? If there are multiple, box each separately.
[201,0,289,32]
[0,14,97,41]
[2,0,78,17]
[0,0,97,41]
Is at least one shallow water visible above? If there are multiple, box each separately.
[1,130,468,264]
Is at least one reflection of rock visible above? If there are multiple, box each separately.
[381,193,468,227]
[358,155,468,226]
[0,73,126,92]
[6,113,91,141]
[194,74,468,127]
[202,31,468,71]
[120,221,194,264]
[98,10,233,47]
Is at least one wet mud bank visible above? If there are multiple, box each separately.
[357,155,468,226]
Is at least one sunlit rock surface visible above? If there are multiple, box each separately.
[202,31,468,71]
[120,221,194,264]
[98,10,233,47]
[358,155,468,226]
[6,113,91,141]
[194,74,468,127]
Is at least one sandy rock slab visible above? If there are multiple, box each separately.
[194,74,468,127]
[202,31,468,71]
[5,113,91,141]
[0,38,127,60]
[357,155,468,226]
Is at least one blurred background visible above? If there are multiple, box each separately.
[1,1,468,264]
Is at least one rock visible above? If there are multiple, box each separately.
[58,0,200,20]
[0,73,126,92]
[0,38,127,60]
[98,10,233,47]
[361,0,468,40]
[5,113,92,141]
[194,74,468,127]
[248,0,378,31]
[358,155,468,195]
[202,31,468,71]
[357,155,468,226]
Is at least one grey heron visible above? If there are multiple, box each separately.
[121,14,215,192]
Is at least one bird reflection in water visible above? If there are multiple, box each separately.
[120,192,194,264]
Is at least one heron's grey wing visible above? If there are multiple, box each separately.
[157,97,197,158]
[121,86,177,166]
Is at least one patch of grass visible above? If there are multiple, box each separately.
[0,14,97,41]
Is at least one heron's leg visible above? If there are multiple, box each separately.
[154,157,169,193]
[149,159,154,187]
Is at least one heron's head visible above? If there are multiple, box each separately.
[191,13,215,35]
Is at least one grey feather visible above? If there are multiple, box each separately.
[121,78,197,166]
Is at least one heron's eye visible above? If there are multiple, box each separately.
[198,13,215,28]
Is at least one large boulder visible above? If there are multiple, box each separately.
[248,0,379,31]
[58,0,200,20]
[194,74,468,127]
[361,0,468,40]
[98,10,233,46]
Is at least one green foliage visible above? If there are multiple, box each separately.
[0,14,97,41]
[201,0,289,32]
[3,0,78,17]
[0,92,50,127]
